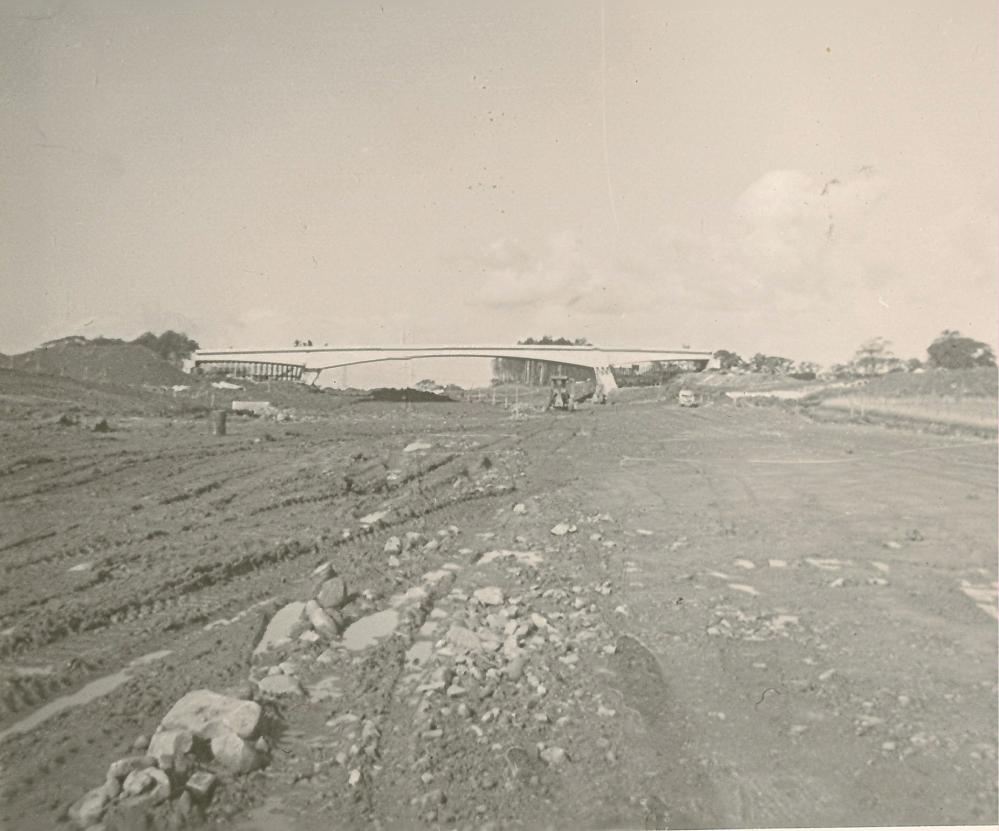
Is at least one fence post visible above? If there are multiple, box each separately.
[210,410,227,436]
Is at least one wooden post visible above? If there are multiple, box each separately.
[211,410,227,436]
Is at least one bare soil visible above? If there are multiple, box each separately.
[0,373,995,830]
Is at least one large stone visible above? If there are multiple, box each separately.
[147,728,193,769]
[384,536,402,554]
[210,732,265,773]
[121,767,168,801]
[159,690,262,740]
[122,768,152,796]
[316,576,348,610]
[68,785,112,828]
[473,587,504,606]
[107,755,154,781]
[254,602,306,656]
[305,599,342,639]
[257,673,304,697]
[445,625,482,652]
[184,770,217,801]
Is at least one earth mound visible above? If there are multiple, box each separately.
[365,387,453,402]
[11,343,190,387]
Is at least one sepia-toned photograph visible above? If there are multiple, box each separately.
[1,1,996,829]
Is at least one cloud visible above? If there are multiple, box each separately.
[472,231,607,310]
[461,165,994,363]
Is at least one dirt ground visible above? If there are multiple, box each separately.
[0,381,995,830]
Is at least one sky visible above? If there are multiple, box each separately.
[2,0,996,384]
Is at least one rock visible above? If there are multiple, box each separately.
[505,653,526,680]
[384,536,402,554]
[404,441,433,452]
[305,599,342,639]
[104,774,122,799]
[388,555,401,568]
[473,587,504,606]
[68,785,112,828]
[540,746,568,766]
[184,771,217,801]
[512,503,527,514]
[145,768,171,803]
[159,689,262,740]
[550,523,572,536]
[147,729,193,769]
[210,732,265,773]
[174,789,193,820]
[254,602,306,656]
[120,769,150,796]
[446,625,483,651]
[107,756,153,781]
[317,576,349,611]
[257,674,304,696]
[360,510,389,526]
[122,767,169,800]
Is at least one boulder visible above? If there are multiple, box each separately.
[147,728,193,769]
[184,770,217,802]
[159,689,261,740]
[121,769,147,797]
[257,674,304,697]
[253,601,307,656]
[473,587,504,606]
[120,767,171,804]
[68,785,112,829]
[210,732,265,773]
[316,576,348,611]
[445,625,482,652]
[304,600,341,639]
[107,755,154,782]
[384,536,402,554]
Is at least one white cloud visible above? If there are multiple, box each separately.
[463,166,995,364]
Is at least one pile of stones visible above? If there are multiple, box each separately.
[67,689,269,829]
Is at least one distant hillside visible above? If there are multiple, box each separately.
[0,368,206,419]
[11,343,190,386]
[839,367,997,399]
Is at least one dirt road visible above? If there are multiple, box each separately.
[0,396,995,829]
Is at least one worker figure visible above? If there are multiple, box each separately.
[546,376,575,411]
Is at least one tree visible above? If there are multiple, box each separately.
[905,357,923,372]
[926,330,996,369]
[713,349,745,370]
[132,330,199,362]
[851,337,899,376]
[749,353,793,374]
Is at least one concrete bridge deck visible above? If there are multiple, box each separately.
[190,344,717,394]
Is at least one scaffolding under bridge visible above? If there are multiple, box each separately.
[193,360,304,382]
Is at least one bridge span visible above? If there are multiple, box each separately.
[189,344,718,395]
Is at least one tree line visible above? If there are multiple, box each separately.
[713,330,996,377]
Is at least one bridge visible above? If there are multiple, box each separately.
[189,345,718,396]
